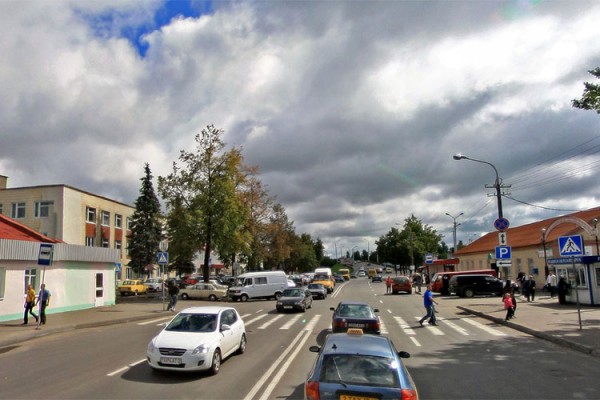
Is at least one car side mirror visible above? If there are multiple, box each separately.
[373,308,380,313]
[398,351,410,358]
[309,345,321,353]
[221,324,231,332]
[330,307,335,311]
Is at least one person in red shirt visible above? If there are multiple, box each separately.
[503,293,514,321]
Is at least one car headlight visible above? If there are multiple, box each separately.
[276,301,282,306]
[192,343,210,355]
[147,339,157,353]
[295,300,303,305]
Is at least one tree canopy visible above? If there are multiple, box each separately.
[572,67,600,113]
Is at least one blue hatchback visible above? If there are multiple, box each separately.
[305,329,418,400]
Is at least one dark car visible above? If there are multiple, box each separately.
[449,274,504,298]
[307,283,327,299]
[330,301,380,334]
[305,329,417,400]
[276,288,313,312]
[392,276,413,294]
[371,274,383,283]
[333,274,345,283]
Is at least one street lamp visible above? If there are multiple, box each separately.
[445,212,463,256]
[453,154,508,219]
[541,228,549,277]
[593,218,600,256]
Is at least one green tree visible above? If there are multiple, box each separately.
[572,67,600,113]
[158,125,246,283]
[263,203,294,270]
[127,163,163,276]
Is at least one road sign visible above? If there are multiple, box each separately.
[558,235,584,257]
[497,260,512,267]
[157,252,169,265]
[38,243,54,266]
[425,254,433,264]
[495,245,511,259]
[494,217,510,232]
[115,263,121,272]
[498,232,508,245]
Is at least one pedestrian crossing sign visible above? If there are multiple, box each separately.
[157,251,169,265]
[558,235,584,257]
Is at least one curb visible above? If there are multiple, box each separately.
[457,306,598,358]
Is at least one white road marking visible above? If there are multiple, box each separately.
[258,315,284,329]
[394,316,416,335]
[409,337,422,347]
[437,317,469,336]
[304,314,321,331]
[106,359,146,377]
[137,317,172,326]
[379,320,388,334]
[280,314,302,330]
[462,317,507,336]
[244,314,268,326]
[413,317,443,335]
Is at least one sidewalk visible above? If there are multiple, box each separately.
[1,295,599,357]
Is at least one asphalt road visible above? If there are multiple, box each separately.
[2,277,599,399]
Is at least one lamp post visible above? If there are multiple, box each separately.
[445,212,463,256]
[453,154,508,219]
[593,218,599,256]
[541,228,549,278]
[350,246,357,265]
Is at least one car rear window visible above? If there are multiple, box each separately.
[320,354,399,388]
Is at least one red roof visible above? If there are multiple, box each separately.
[0,214,62,243]
[455,207,600,255]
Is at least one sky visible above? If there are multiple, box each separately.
[1,0,600,258]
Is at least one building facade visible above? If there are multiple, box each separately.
[0,175,135,281]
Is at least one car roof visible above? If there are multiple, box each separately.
[321,333,394,358]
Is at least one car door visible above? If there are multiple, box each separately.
[305,289,313,307]
[219,310,239,355]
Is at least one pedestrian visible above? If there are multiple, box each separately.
[385,276,392,294]
[503,292,514,321]
[546,272,557,297]
[36,284,51,325]
[22,284,39,325]
[557,276,569,305]
[167,281,179,312]
[516,272,526,296]
[523,275,536,302]
[414,273,422,293]
[510,288,518,318]
[418,284,439,326]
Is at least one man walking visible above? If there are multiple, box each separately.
[419,284,439,326]
[167,281,179,312]
[36,284,51,325]
[546,272,557,298]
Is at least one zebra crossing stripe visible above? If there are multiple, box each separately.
[462,318,507,336]
[280,314,302,330]
[304,314,321,331]
[244,314,268,326]
[258,315,285,329]
[379,320,388,334]
[437,317,469,336]
[394,316,416,335]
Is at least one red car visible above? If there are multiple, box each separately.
[392,276,413,294]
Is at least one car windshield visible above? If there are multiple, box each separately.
[283,289,304,297]
[166,313,218,333]
[394,278,408,283]
[320,354,399,388]
[308,284,322,289]
[313,274,329,281]
[122,280,135,285]
[336,304,373,318]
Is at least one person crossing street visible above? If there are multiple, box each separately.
[419,284,439,326]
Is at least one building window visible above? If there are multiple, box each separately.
[115,240,122,250]
[0,203,3,215]
[102,238,109,248]
[86,207,96,223]
[115,214,122,229]
[34,201,54,218]
[101,210,110,226]
[126,217,132,230]
[86,236,95,247]
[24,269,37,292]
[11,202,26,219]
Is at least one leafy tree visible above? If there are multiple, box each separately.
[313,238,324,263]
[263,203,294,270]
[158,125,246,283]
[572,67,600,113]
[127,163,163,276]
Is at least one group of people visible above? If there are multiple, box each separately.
[22,283,51,325]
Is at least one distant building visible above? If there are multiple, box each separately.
[0,175,134,281]
[0,214,119,322]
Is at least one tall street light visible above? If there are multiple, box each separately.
[541,228,549,277]
[453,154,509,219]
[445,212,463,256]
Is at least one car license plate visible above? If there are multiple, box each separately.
[160,357,182,365]
[340,395,377,400]
[348,323,365,328]
[284,306,293,309]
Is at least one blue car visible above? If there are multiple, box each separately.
[305,329,418,400]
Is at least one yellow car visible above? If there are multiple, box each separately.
[118,279,148,296]
[312,274,334,293]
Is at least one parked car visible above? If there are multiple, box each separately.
[276,288,313,312]
[449,274,504,298]
[217,276,236,287]
[371,274,383,283]
[147,306,246,375]
[305,329,417,400]
[307,283,327,300]
[330,301,381,334]
[144,278,163,292]
[179,283,228,301]
[392,276,413,294]
[118,280,148,296]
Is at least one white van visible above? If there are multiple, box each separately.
[228,271,288,302]
[314,267,333,278]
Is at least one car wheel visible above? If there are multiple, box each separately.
[240,294,249,302]
[275,292,283,300]
[181,293,189,300]
[209,294,217,301]
[301,305,306,312]
[237,334,247,355]
[463,287,475,298]
[209,349,221,375]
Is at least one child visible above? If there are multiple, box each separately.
[503,292,514,321]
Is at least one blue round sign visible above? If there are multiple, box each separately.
[494,218,510,232]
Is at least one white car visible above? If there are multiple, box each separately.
[147,306,246,375]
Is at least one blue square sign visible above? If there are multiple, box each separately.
[558,235,584,257]
[495,246,511,259]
